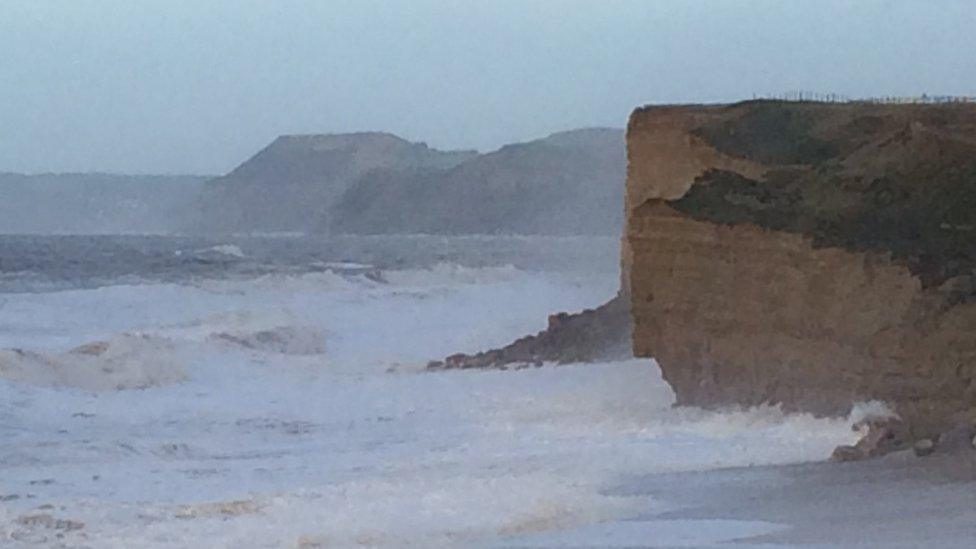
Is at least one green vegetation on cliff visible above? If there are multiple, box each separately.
[673,101,976,289]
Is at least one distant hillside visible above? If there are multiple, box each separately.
[0,173,207,234]
[188,128,624,236]
[330,128,625,235]
[191,132,477,233]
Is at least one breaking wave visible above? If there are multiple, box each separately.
[0,334,186,390]
[207,325,327,355]
[192,243,247,260]
[0,252,869,547]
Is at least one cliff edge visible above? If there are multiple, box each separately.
[626,100,976,437]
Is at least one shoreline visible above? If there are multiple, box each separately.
[613,451,976,548]
[500,451,976,548]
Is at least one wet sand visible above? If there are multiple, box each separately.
[614,450,976,548]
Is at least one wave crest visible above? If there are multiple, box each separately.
[0,334,186,390]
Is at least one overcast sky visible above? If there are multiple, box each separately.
[2,0,975,175]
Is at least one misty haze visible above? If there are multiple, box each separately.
[1,2,975,548]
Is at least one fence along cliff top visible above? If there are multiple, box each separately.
[753,91,975,104]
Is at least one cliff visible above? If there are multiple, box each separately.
[421,129,629,370]
[190,129,624,236]
[192,133,476,233]
[330,128,625,235]
[625,100,976,437]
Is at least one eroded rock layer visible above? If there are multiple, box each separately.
[626,101,976,436]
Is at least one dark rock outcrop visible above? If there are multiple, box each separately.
[427,294,631,371]
[935,423,976,453]
[625,100,976,439]
[831,416,910,462]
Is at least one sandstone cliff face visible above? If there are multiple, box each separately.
[626,101,976,436]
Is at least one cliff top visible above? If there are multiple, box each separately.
[268,132,478,156]
[629,100,976,288]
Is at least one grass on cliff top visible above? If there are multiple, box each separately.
[673,165,976,290]
[672,101,976,290]
[691,102,840,165]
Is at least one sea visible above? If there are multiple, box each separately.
[0,234,863,547]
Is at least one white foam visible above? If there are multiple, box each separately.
[196,244,246,258]
[317,261,373,270]
[208,325,327,355]
[848,399,900,425]
[0,264,864,546]
[0,334,185,390]
[382,262,525,287]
